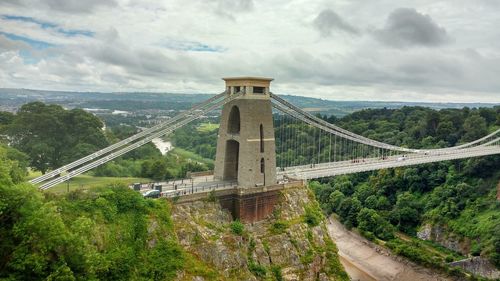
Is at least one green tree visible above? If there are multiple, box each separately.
[7,103,108,173]
[337,197,361,228]
[357,208,394,240]
[460,113,488,142]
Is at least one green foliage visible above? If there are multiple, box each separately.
[171,123,218,160]
[337,197,362,228]
[0,148,187,280]
[269,220,289,234]
[357,208,395,240]
[5,102,108,173]
[139,149,209,181]
[230,220,244,235]
[303,203,324,227]
[248,260,267,278]
[300,249,314,264]
[270,265,283,281]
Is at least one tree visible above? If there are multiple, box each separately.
[0,111,14,126]
[460,113,488,142]
[6,103,108,173]
[327,190,345,214]
[337,197,361,228]
[357,208,394,240]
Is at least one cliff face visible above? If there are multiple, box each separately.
[417,224,471,255]
[172,186,348,281]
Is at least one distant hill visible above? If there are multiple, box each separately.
[0,88,498,116]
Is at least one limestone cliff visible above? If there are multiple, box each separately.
[417,223,500,279]
[417,223,471,255]
[171,186,348,281]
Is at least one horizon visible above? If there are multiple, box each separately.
[2,87,499,105]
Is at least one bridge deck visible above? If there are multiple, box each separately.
[280,146,500,180]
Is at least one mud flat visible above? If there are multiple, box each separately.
[327,216,453,281]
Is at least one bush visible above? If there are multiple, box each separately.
[230,220,244,235]
[304,204,324,227]
[270,220,289,234]
[271,265,283,281]
[248,261,266,278]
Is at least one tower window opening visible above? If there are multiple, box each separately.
[253,86,265,94]
[260,124,264,152]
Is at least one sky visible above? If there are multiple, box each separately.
[0,0,500,103]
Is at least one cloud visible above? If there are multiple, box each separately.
[0,0,499,103]
[0,34,30,50]
[1,0,117,13]
[313,9,359,37]
[374,8,451,48]
[212,0,254,20]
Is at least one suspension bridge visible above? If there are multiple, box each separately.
[30,77,500,196]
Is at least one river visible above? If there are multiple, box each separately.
[151,138,173,155]
[327,217,453,281]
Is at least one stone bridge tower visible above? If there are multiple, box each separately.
[214,77,277,188]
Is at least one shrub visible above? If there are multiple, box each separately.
[304,204,323,227]
[270,220,289,234]
[230,220,244,235]
[271,265,283,281]
[248,261,267,278]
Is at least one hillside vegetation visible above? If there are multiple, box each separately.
[0,145,223,280]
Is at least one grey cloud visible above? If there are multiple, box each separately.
[374,8,451,48]
[0,0,117,13]
[213,0,254,20]
[217,0,253,11]
[313,9,359,37]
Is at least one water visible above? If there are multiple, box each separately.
[151,138,173,155]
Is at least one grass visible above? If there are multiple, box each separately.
[197,122,219,132]
[170,147,214,165]
[46,174,151,193]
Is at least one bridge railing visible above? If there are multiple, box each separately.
[160,181,238,198]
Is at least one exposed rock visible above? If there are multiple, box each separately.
[417,223,500,280]
[417,223,470,255]
[171,186,348,280]
[449,257,500,280]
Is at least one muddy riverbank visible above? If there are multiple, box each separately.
[327,216,453,281]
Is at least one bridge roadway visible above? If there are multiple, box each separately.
[279,146,500,180]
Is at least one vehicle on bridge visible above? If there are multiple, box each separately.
[142,189,160,198]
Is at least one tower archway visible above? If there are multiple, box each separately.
[223,140,239,180]
[227,106,240,134]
